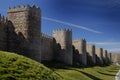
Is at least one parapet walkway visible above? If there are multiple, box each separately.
[115,70,120,80]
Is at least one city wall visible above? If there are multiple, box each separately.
[0,5,115,65]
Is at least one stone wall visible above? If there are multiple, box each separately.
[86,44,96,64]
[53,29,73,65]
[0,15,7,51]
[7,5,41,62]
[41,33,53,61]
[0,5,116,66]
[112,54,120,64]
[108,53,112,63]
[73,39,87,65]
[96,48,103,65]
[103,50,108,64]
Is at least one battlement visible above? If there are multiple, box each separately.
[73,38,86,42]
[8,5,40,13]
[87,44,95,48]
[41,33,53,41]
[0,14,8,24]
[53,28,72,32]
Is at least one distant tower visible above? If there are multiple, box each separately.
[103,50,108,64]
[73,39,87,65]
[108,53,112,63]
[7,5,41,62]
[96,48,103,65]
[53,29,73,65]
[87,44,96,64]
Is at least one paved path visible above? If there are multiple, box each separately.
[115,70,120,80]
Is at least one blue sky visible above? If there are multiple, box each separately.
[0,0,120,53]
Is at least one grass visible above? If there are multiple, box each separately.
[43,62,120,80]
[0,51,119,80]
[0,51,61,80]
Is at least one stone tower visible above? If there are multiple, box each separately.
[87,44,96,64]
[53,29,73,65]
[96,48,103,65]
[103,50,108,64]
[73,39,87,65]
[112,54,120,64]
[108,53,112,63]
[7,5,41,62]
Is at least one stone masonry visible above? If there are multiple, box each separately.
[112,54,120,64]
[86,44,96,64]
[96,48,103,65]
[52,29,73,65]
[0,5,115,65]
[108,53,112,63]
[73,39,87,65]
[7,5,41,62]
[0,15,7,51]
[41,33,53,61]
[103,50,108,64]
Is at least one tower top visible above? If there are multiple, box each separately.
[8,5,40,13]
[53,28,72,32]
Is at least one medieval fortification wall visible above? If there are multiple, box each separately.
[0,15,7,51]
[112,54,120,64]
[0,5,116,65]
[96,48,103,65]
[72,39,87,65]
[53,29,73,65]
[103,50,109,64]
[86,44,96,64]
[41,33,53,61]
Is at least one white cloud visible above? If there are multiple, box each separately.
[42,17,102,34]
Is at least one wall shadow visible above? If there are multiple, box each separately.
[72,45,83,65]
[69,68,101,80]
[80,71,101,80]
[97,71,115,76]
[0,20,32,58]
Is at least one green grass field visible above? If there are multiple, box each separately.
[0,51,61,80]
[0,51,119,80]
[54,65,119,80]
[44,62,120,80]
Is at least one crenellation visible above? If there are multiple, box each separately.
[0,5,116,66]
[53,28,72,32]
[8,5,40,13]
[41,33,53,40]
